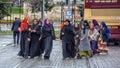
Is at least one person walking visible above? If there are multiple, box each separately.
[90,19,100,55]
[73,23,80,53]
[77,20,92,59]
[42,18,55,59]
[11,17,21,45]
[60,19,75,60]
[18,17,30,58]
[29,19,42,58]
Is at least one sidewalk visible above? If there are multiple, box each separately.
[0,35,13,46]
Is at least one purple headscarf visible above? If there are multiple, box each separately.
[92,19,99,27]
[92,19,100,31]
[44,18,51,28]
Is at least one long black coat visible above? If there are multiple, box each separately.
[60,24,76,58]
[18,29,30,57]
[42,25,55,58]
[30,24,42,58]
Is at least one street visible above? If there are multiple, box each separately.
[0,35,120,68]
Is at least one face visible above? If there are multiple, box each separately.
[75,24,78,28]
[81,24,84,29]
[90,22,94,28]
[39,22,42,26]
[33,20,37,25]
[46,19,50,24]
[100,24,103,29]
[65,21,69,25]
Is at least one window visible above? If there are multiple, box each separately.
[94,0,118,3]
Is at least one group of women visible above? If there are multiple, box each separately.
[18,17,55,59]
[18,17,110,60]
[60,19,110,59]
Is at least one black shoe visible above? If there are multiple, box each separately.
[24,56,28,59]
[30,56,34,59]
[77,55,82,59]
[44,56,49,60]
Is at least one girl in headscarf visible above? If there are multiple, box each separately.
[29,19,42,58]
[77,20,92,59]
[101,21,110,43]
[18,17,31,59]
[90,19,100,55]
[97,22,110,54]
[42,18,55,59]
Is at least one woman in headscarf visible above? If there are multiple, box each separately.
[60,19,75,60]
[29,19,42,58]
[100,21,110,43]
[42,18,55,59]
[18,17,31,59]
[37,20,44,56]
[77,20,92,59]
[74,23,80,53]
[90,19,100,55]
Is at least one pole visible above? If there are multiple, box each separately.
[74,0,75,22]
[68,0,70,19]
[61,0,63,23]
[19,0,21,19]
[42,0,45,26]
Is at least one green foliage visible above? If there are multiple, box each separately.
[0,2,10,19]
[30,0,55,13]
[8,7,23,14]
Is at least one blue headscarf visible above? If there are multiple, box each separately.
[44,18,51,28]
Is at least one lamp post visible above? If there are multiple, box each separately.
[19,0,21,19]
[10,2,13,23]
[61,1,63,23]
[42,0,45,26]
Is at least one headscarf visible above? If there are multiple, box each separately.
[19,17,29,32]
[92,19,99,27]
[60,22,65,30]
[44,18,51,28]
[101,21,108,29]
[84,20,90,29]
[92,19,100,31]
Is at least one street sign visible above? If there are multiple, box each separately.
[66,10,72,16]
[66,10,72,19]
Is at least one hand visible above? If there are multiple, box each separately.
[62,32,64,35]
[80,38,83,41]
[31,30,36,32]
[27,38,31,41]
[29,28,31,31]
[76,35,79,38]
[39,37,41,41]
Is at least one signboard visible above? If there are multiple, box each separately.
[66,10,72,16]
[66,10,72,19]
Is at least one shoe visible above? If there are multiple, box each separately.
[44,56,49,60]
[24,56,28,59]
[77,55,82,59]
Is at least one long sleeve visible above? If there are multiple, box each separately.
[51,25,56,40]
[11,21,15,30]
